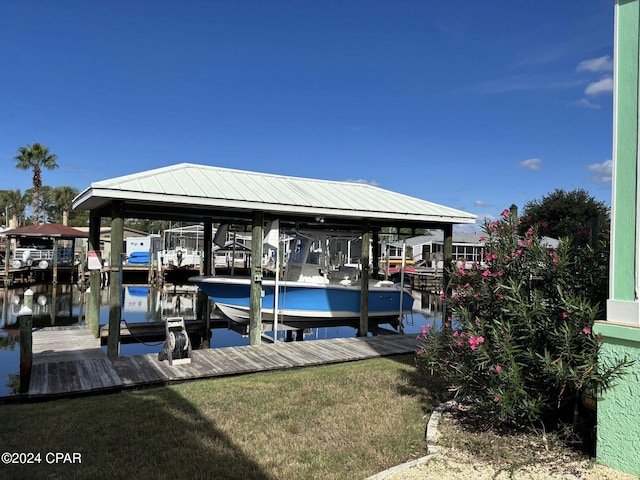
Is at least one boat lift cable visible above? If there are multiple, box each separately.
[121,317,164,346]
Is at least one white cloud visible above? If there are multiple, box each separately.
[518,158,542,171]
[585,76,613,96]
[343,178,380,187]
[474,200,492,207]
[576,55,613,73]
[587,159,613,184]
[573,98,601,109]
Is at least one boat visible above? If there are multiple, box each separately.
[189,234,414,328]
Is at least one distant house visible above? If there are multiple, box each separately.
[384,231,559,272]
[385,231,486,270]
[74,226,148,264]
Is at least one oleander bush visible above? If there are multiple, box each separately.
[416,209,631,438]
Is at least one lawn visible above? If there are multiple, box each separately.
[0,354,434,480]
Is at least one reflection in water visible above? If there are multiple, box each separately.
[0,283,438,397]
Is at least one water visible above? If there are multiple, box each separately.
[0,283,440,397]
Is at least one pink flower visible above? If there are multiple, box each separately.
[526,227,534,236]
[552,257,559,264]
[495,365,502,373]
[583,326,592,335]
[493,396,500,403]
[562,312,568,319]
[479,236,485,242]
[482,270,491,279]
[491,253,498,260]
[420,325,427,335]
[500,209,510,217]
[468,335,485,351]
[453,331,459,337]
[439,292,446,300]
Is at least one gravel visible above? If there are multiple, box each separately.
[366,399,639,480]
[378,449,639,480]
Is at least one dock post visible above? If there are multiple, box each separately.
[19,288,34,394]
[201,219,213,348]
[86,213,102,338]
[249,211,264,345]
[108,203,124,358]
[442,224,453,326]
[3,240,9,287]
[52,240,59,287]
[358,224,370,337]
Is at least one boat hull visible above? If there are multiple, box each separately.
[189,276,413,326]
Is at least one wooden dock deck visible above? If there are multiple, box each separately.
[28,325,420,398]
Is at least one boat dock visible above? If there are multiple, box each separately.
[27,325,420,398]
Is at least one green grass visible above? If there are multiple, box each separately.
[0,355,434,480]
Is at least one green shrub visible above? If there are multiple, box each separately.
[416,209,631,432]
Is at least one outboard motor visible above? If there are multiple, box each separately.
[158,317,192,365]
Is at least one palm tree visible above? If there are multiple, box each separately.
[53,186,79,226]
[3,189,26,228]
[14,143,58,224]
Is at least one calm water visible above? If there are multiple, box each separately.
[0,283,439,397]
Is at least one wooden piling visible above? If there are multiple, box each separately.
[442,224,453,324]
[86,213,102,338]
[19,290,34,394]
[359,225,370,337]
[108,203,124,358]
[249,212,264,345]
[201,219,213,348]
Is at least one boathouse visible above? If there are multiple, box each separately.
[1,223,87,286]
[72,163,476,356]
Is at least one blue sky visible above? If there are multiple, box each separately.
[1,1,614,228]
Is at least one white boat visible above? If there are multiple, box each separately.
[190,234,413,328]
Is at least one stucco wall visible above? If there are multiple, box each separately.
[594,322,640,476]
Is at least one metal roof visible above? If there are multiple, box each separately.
[73,163,476,231]
[3,223,88,239]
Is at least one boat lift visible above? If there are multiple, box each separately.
[158,317,192,365]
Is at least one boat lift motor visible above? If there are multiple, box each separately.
[158,317,192,365]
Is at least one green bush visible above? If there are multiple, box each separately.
[416,209,631,431]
